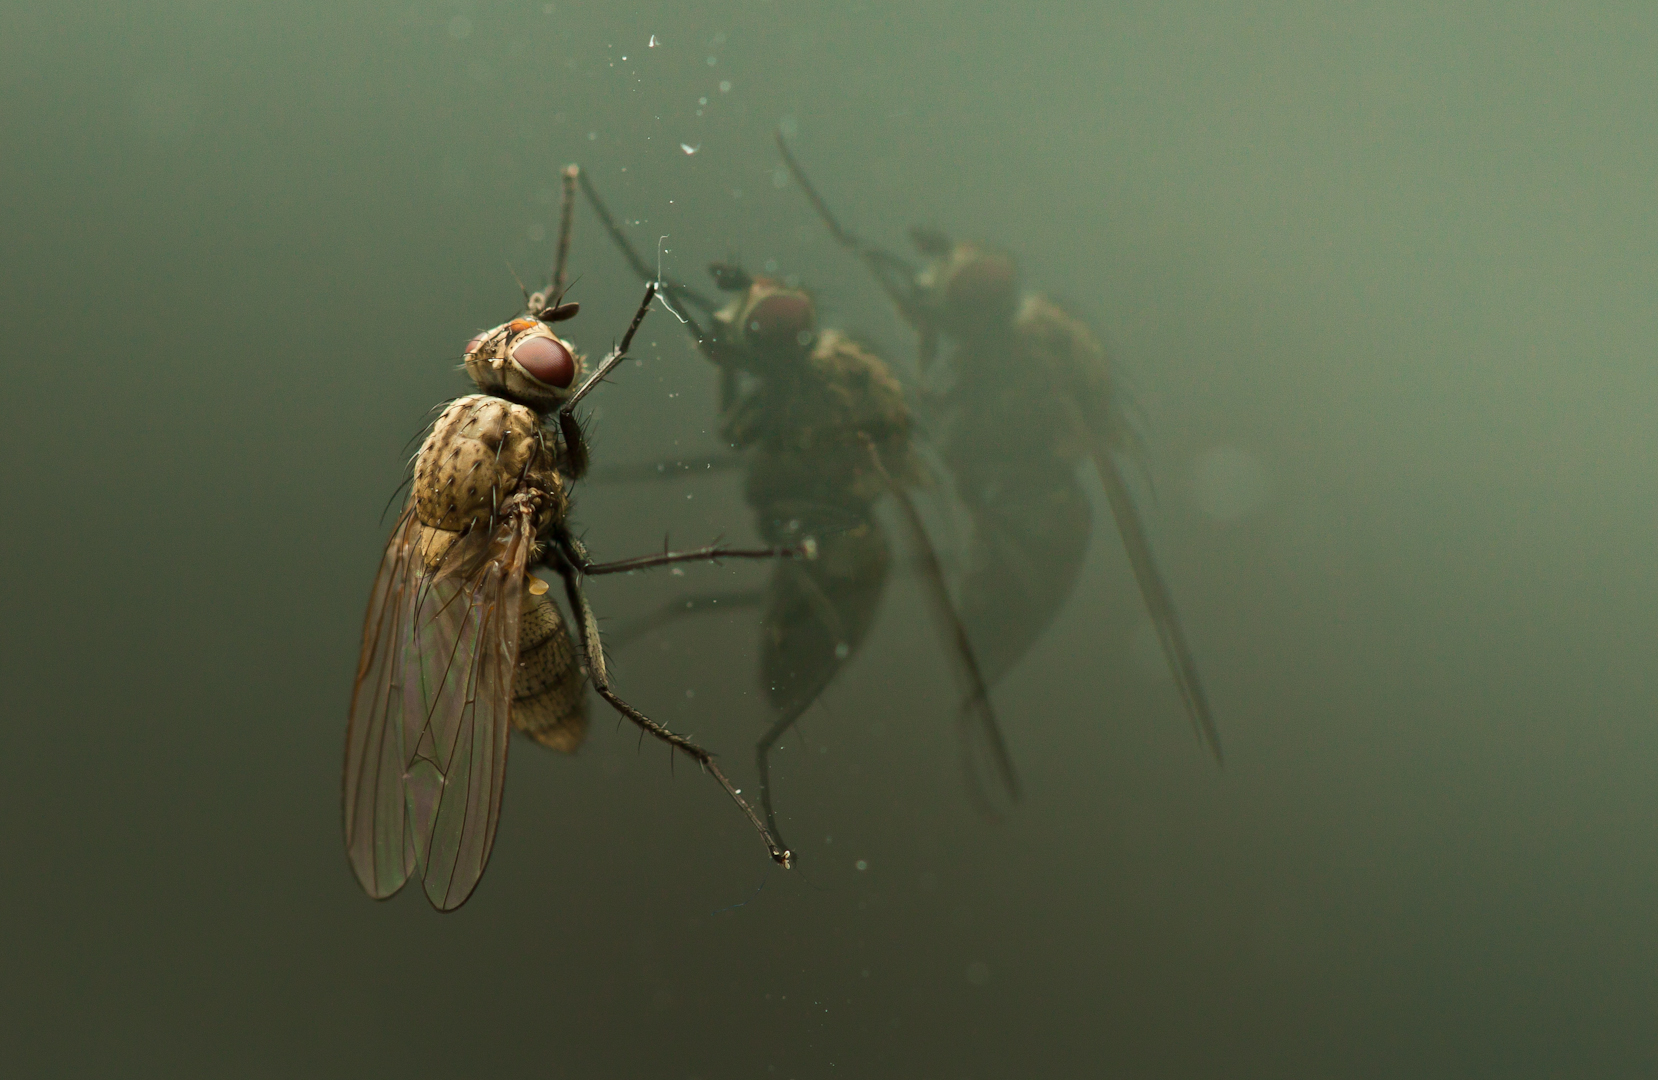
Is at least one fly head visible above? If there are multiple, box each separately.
[463,316,583,414]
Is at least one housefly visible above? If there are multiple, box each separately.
[343,168,804,911]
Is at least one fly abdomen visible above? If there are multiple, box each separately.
[511,586,588,753]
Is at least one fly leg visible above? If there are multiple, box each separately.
[748,533,878,862]
[557,280,658,480]
[551,553,792,867]
[568,535,815,575]
[753,685,834,860]
[773,131,928,327]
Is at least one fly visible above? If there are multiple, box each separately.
[343,167,804,912]
[776,133,1224,763]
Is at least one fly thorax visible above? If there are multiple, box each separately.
[412,395,560,536]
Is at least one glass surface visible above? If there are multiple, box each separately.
[5,2,1657,1076]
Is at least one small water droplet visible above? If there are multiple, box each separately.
[719,80,732,93]
[854,859,868,871]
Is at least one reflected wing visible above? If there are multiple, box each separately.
[867,439,1020,806]
[344,502,534,910]
[1089,442,1224,765]
[888,482,1021,807]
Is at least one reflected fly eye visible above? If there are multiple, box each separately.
[463,332,488,356]
[744,293,814,346]
[511,334,576,388]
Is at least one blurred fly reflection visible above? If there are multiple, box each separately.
[777,135,1225,763]
[580,173,1017,854]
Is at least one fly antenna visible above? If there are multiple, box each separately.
[552,164,578,297]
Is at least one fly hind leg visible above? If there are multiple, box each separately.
[553,560,792,868]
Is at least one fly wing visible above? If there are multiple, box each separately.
[344,502,534,911]
[343,504,423,900]
[402,510,533,910]
[1088,438,1223,764]
[866,439,1020,808]
[1032,299,1224,764]
[887,482,1021,808]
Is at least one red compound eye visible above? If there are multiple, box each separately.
[744,292,814,345]
[512,334,576,388]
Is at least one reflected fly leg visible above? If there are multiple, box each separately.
[752,518,888,855]
[754,686,834,857]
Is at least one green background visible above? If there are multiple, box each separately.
[4,1,1656,1076]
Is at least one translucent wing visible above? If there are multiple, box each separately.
[858,436,1020,806]
[1090,441,1223,764]
[1030,297,1224,764]
[886,476,1021,809]
[344,502,534,911]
